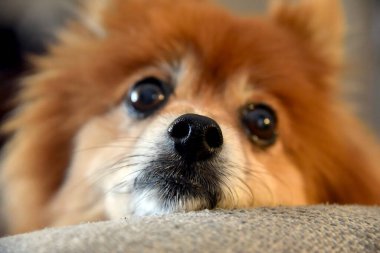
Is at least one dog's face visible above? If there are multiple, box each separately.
[75,56,307,218]
[2,0,380,233]
[66,0,312,218]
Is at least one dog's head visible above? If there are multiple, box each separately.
[2,0,380,233]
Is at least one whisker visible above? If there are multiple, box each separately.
[133,189,159,212]
[73,143,156,154]
[59,153,155,200]
[218,171,237,206]
[107,168,149,194]
[87,156,148,183]
[223,161,274,206]
[234,175,255,206]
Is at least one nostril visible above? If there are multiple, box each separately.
[205,126,223,149]
[168,113,224,161]
[168,120,191,140]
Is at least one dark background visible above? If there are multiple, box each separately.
[0,0,379,139]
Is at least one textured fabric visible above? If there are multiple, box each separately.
[0,205,379,253]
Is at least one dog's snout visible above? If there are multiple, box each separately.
[168,113,223,161]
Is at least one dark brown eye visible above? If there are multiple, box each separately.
[126,77,173,118]
[241,103,277,147]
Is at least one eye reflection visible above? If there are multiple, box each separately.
[126,77,173,118]
[241,103,277,147]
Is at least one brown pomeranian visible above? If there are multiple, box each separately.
[1,0,380,234]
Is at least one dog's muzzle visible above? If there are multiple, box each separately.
[132,113,226,211]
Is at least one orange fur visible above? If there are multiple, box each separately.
[1,0,379,234]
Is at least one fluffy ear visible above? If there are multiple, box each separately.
[269,0,344,67]
[76,0,110,38]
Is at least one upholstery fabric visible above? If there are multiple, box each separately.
[0,205,379,253]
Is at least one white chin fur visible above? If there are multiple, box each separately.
[129,190,165,216]
[128,190,207,216]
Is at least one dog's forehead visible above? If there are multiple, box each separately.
[100,0,306,86]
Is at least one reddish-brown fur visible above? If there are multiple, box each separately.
[1,0,379,234]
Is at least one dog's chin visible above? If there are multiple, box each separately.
[129,189,219,216]
[126,152,225,216]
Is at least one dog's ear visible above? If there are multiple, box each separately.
[77,0,202,38]
[269,0,344,68]
[77,0,110,38]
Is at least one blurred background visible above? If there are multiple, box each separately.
[0,0,379,142]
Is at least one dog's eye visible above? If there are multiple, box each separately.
[126,77,172,118]
[241,103,277,147]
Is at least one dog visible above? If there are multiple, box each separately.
[1,0,379,234]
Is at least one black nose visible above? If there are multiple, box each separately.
[168,113,223,161]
